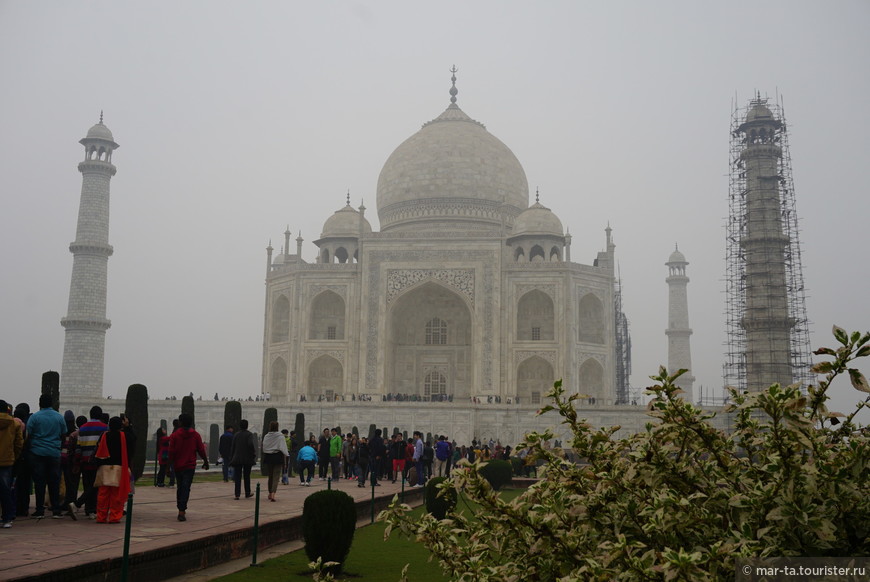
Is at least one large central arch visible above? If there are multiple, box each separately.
[386,281,472,400]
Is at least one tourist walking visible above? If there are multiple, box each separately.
[168,413,209,522]
[369,429,385,487]
[390,433,405,483]
[155,427,170,486]
[261,421,288,502]
[411,431,425,488]
[296,439,317,486]
[93,417,131,523]
[0,400,24,528]
[218,426,234,483]
[356,436,370,487]
[13,403,31,518]
[75,406,108,518]
[317,429,330,480]
[434,435,451,477]
[229,419,256,500]
[329,428,342,480]
[26,394,70,518]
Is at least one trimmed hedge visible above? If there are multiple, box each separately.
[302,490,357,574]
[479,459,513,490]
[424,476,457,520]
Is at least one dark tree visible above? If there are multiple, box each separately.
[224,400,242,433]
[181,395,195,428]
[209,423,220,463]
[124,384,149,481]
[294,412,305,448]
[41,371,60,411]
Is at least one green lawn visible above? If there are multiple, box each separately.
[216,488,524,581]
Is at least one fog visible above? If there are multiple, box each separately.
[1,1,868,420]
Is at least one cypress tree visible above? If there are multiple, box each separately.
[41,371,60,411]
[294,412,305,447]
[181,395,195,428]
[224,400,242,433]
[124,384,149,481]
[208,423,220,463]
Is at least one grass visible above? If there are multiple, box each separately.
[216,488,525,581]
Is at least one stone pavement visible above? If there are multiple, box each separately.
[1,473,418,582]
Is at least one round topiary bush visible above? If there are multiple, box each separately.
[302,490,357,574]
[479,459,513,491]
[424,476,457,520]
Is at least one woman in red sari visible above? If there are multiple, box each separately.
[94,417,131,523]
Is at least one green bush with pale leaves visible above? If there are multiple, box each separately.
[381,326,869,581]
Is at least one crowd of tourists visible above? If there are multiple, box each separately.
[1,395,522,529]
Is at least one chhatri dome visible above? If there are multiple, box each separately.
[376,67,529,232]
[321,193,372,238]
[512,191,563,236]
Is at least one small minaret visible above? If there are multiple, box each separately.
[666,245,695,401]
[60,114,119,402]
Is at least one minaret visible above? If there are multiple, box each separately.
[60,114,118,402]
[735,97,794,392]
[666,245,695,401]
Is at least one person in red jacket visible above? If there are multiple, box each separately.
[167,413,208,522]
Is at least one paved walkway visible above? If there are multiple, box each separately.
[1,473,414,581]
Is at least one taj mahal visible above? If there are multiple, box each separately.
[263,71,619,409]
[58,72,729,445]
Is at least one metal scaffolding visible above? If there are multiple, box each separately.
[723,94,814,395]
[614,273,632,404]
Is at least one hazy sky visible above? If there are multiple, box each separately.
[1,1,868,419]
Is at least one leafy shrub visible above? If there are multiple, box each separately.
[509,457,524,477]
[425,476,457,520]
[303,490,357,574]
[478,459,512,491]
[382,326,870,581]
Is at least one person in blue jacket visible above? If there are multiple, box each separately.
[296,439,318,486]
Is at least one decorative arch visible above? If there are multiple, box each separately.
[578,358,604,401]
[549,246,561,261]
[517,289,554,341]
[516,356,554,405]
[530,245,545,262]
[309,290,345,340]
[308,355,343,400]
[579,293,604,344]
[334,247,349,264]
[387,281,472,399]
[514,246,526,262]
[270,295,290,343]
[270,357,287,395]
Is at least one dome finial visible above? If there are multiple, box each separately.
[449,65,458,105]
[346,189,351,206]
[99,110,104,124]
[535,187,540,204]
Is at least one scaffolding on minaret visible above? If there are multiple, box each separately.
[614,271,632,404]
[723,94,814,395]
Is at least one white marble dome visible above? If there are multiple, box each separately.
[667,247,687,264]
[85,122,115,142]
[745,102,776,124]
[512,202,563,236]
[321,204,372,238]
[376,104,529,231]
